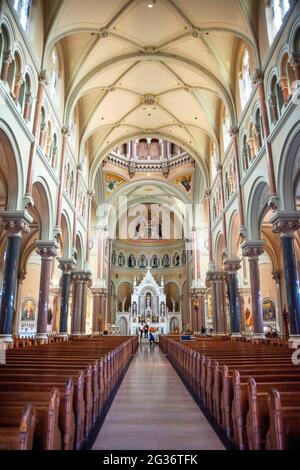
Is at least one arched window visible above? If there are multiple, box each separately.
[222,108,230,151]
[210,141,218,181]
[50,48,59,97]
[22,73,32,121]
[14,0,32,32]
[266,0,290,44]
[254,109,263,150]
[38,107,46,148]
[269,75,284,125]
[242,134,250,172]
[45,121,52,159]
[239,48,252,109]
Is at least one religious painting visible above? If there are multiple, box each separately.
[207,290,212,320]
[21,298,36,322]
[263,298,276,322]
[245,307,253,327]
[105,173,126,199]
[172,174,192,193]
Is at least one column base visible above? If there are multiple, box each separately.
[288,335,300,348]
[252,333,266,340]
[35,333,48,340]
[0,334,14,344]
[231,333,242,338]
[57,333,69,338]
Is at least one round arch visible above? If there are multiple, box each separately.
[246,177,270,241]
[0,121,24,211]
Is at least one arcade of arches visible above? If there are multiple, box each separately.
[0,0,300,452]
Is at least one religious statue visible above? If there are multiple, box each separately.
[146,293,151,308]
[171,297,176,313]
[133,302,137,315]
[282,305,289,339]
[121,297,126,312]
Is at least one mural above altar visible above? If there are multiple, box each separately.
[116,269,182,335]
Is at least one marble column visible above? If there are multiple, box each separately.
[224,258,241,336]
[72,163,83,252]
[58,258,76,336]
[252,70,277,200]
[241,241,265,339]
[13,73,24,103]
[0,51,13,82]
[71,272,83,335]
[13,269,26,335]
[23,92,33,122]
[206,272,218,333]
[272,271,283,334]
[229,126,245,232]
[92,288,102,334]
[214,271,228,334]
[35,241,59,339]
[291,56,300,82]
[0,212,32,342]
[101,289,109,331]
[54,127,70,234]
[80,271,92,334]
[271,212,300,344]
[25,70,48,206]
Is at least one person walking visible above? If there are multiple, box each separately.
[149,331,156,346]
[140,323,144,340]
[144,323,149,338]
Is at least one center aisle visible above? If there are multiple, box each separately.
[93,340,224,450]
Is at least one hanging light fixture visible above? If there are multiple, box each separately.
[147,0,156,8]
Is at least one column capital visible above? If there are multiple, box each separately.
[272,271,281,283]
[252,69,264,85]
[61,126,70,137]
[270,211,300,235]
[2,50,13,64]
[58,257,77,272]
[241,240,264,258]
[0,211,32,236]
[18,269,27,283]
[15,72,24,86]
[229,125,239,137]
[87,188,95,199]
[72,270,92,283]
[206,270,227,282]
[224,257,241,273]
[290,55,300,70]
[35,240,59,259]
[38,69,49,85]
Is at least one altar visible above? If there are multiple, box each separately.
[116,269,182,335]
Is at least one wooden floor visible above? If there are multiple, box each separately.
[93,340,225,450]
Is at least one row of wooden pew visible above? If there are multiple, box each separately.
[0,335,138,450]
[160,336,300,450]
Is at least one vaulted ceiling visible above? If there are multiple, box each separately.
[43,0,259,183]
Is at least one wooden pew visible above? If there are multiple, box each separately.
[0,388,61,450]
[266,388,300,450]
[245,378,300,450]
[0,379,74,450]
[0,404,36,450]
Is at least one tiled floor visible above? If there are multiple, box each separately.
[92,340,225,450]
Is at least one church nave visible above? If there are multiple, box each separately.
[93,341,224,451]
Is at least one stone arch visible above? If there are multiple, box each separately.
[31,177,53,240]
[75,233,84,270]
[278,122,300,211]
[246,177,270,241]
[117,282,132,313]
[165,282,179,312]
[0,122,23,210]
[228,211,241,258]
[61,212,71,258]
[215,232,225,269]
